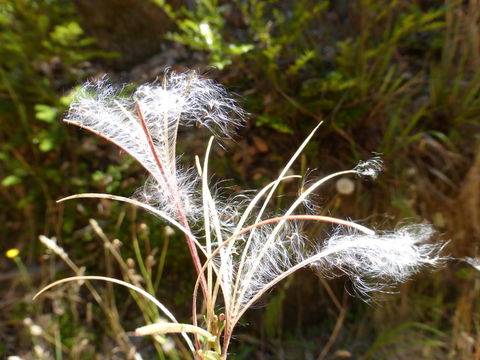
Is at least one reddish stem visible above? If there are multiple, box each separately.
[135,103,208,350]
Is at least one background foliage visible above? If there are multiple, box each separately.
[1,0,479,359]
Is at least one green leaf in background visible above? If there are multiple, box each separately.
[257,114,294,134]
[286,49,315,76]
[59,91,77,107]
[32,129,57,152]
[39,137,54,152]
[50,21,84,46]
[2,174,22,187]
[35,104,58,123]
[228,43,254,55]
[264,290,286,338]
[37,14,50,33]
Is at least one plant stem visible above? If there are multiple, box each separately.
[135,102,208,301]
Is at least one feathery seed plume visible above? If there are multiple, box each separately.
[65,71,245,222]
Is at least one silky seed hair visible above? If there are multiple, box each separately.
[65,71,245,223]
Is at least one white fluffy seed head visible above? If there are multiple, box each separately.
[65,71,245,223]
[134,71,246,138]
[67,71,246,138]
[220,219,445,316]
[312,224,445,297]
[354,157,383,179]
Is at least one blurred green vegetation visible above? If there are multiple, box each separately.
[1,0,479,359]
[0,0,110,253]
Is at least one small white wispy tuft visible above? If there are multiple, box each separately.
[299,169,322,214]
[354,157,383,179]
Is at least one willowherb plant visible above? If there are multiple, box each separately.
[35,70,445,360]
